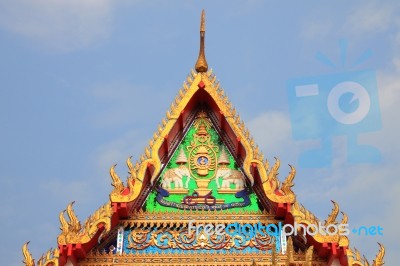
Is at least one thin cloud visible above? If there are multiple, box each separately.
[0,0,117,51]
[345,2,397,35]
[93,129,147,171]
[89,81,170,128]
[299,2,400,45]
[247,111,293,159]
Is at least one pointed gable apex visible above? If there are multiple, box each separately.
[109,69,297,211]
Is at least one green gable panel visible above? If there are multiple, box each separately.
[144,111,262,213]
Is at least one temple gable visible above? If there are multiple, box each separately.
[22,10,385,266]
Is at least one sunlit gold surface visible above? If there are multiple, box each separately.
[109,156,143,203]
[22,242,59,266]
[195,10,208,73]
[79,250,328,266]
[22,242,34,266]
[347,243,385,266]
[57,201,112,245]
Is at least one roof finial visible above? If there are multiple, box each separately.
[195,10,208,73]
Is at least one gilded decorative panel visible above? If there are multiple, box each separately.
[145,111,261,213]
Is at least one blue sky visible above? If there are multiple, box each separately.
[0,1,398,265]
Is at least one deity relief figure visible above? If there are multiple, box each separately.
[161,148,191,193]
[215,147,245,193]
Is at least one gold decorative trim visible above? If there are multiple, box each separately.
[305,245,314,266]
[37,248,59,266]
[22,242,35,266]
[285,237,294,265]
[147,72,199,185]
[125,226,275,251]
[109,156,143,203]
[254,157,296,203]
[22,242,59,266]
[57,201,113,245]
[373,243,385,266]
[347,243,385,266]
[290,200,349,246]
[123,209,276,227]
[202,72,257,186]
[79,249,328,266]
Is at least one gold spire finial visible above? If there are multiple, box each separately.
[200,9,205,32]
[195,9,208,73]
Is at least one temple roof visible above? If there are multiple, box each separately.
[22,10,385,266]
